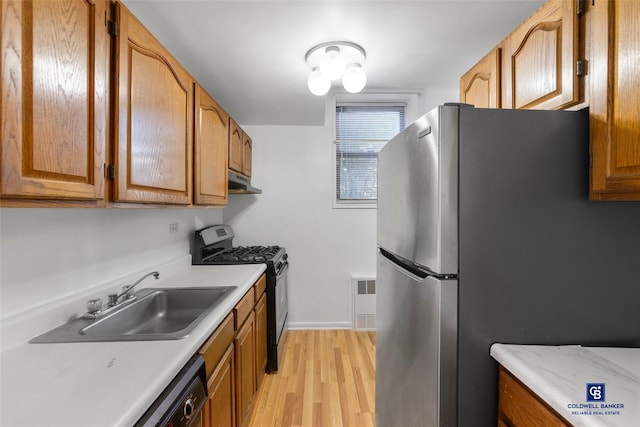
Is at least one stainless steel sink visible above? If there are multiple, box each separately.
[30,287,236,343]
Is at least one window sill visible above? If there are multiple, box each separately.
[333,201,377,209]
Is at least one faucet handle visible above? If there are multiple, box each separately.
[86,298,103,314]
[107,294,118,307]
[121,285,134,298]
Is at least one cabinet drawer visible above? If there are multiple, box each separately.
[498,367,569,427]
[198,312,234,378]
[234,287,255,330]
[254,274,266,301]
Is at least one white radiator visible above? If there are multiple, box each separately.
[352,277,376,331]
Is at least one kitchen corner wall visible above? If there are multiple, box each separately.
[224,124,375,329]
[0,208,223,321]
[224,87,457,329]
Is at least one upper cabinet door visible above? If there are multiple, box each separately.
[460,48,501,108]
[112,2,193,205]
[242,133,252,177]
[589,0,640,200]
[502,0,582,110]
[194,84,229,205]
[229,119,243,174]
[1,0,107,202]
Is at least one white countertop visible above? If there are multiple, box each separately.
[491,344,640,427]
[0,263,266,427]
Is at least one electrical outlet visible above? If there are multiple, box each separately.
[169,223,179,234]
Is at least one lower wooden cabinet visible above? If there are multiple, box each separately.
[203,344,236,427]
[198,275,267,427]
[235,311,256,427]
[498,366,569,427]
[254,292,267,390]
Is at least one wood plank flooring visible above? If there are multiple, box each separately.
[248,330,376,427]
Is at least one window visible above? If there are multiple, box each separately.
[335,104,405,206]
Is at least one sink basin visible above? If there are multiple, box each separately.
[30,287,236,343]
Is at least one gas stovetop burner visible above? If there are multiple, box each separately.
[193,225,287,276]
[207,245,283,263]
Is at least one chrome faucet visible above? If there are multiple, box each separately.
[82,271,160,319]
[109,271,160,307]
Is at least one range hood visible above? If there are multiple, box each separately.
[228,171,262,194]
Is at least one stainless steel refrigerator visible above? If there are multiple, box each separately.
[376,104,640,427]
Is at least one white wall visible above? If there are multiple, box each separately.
[421,87,460,113]
[0,208,223,320]
[224,125,376,328]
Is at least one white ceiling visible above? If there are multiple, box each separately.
[121,0,545,126]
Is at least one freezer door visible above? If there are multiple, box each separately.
[377,105,459,275]
[376,250,457,427]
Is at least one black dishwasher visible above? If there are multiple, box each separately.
[135,355,207,427]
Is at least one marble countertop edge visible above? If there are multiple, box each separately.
[491,344,640,427]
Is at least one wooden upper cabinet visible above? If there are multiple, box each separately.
[502,0,582,110]
[194,84,229,205]
[589,0,640,199]
[112,1,193,205]
[460,48,501,108]
[1,0,108,203]
[229,119,243,174]
[242,133,253,177]
[229,119,253,178]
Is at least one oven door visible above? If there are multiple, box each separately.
[275,261,289,344]
[266,260,289,373]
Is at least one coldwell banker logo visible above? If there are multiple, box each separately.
[587,383,605,402]
[567,382,625,417]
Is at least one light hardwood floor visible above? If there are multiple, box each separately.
[248,330,376,427]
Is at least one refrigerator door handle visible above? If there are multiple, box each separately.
[378,248,457,280]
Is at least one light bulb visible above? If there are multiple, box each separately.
[307,67,331,96]
[342,63,367,93]
[319,46,346,80]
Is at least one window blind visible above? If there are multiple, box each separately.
[335,104,405,203]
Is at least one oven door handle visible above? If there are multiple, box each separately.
[275,261,289,279]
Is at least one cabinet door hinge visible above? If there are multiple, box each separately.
[105,164,116,180]
[108,20,118,37]
[577,0,586,16]
[576,59,587,76]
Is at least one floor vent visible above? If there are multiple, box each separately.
[353,277,376,331]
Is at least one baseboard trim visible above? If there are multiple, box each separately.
[288,321,353,330]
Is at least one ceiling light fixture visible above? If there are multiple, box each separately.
[305,41,367,96]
